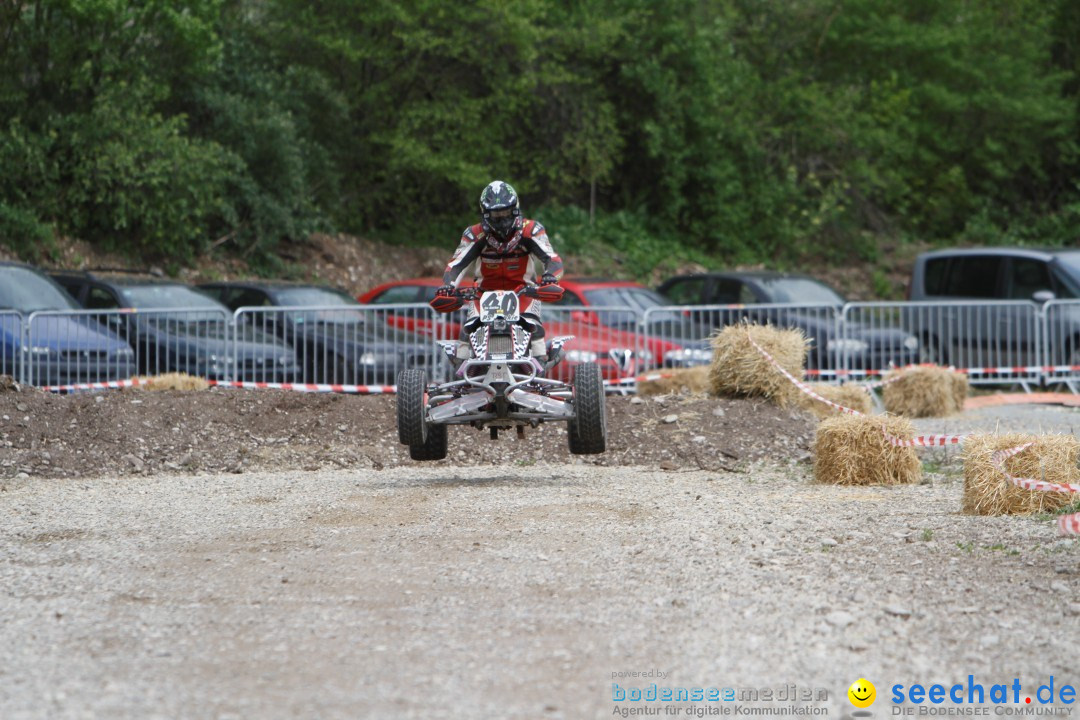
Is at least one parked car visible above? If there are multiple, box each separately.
[908,247,1080,302]
[0,262,136,386]
[906,247,1080,370]
[50,271,299,382]
[657,271,919,371]
[357,277,665,380]
[550,277,716,367]
[198,280,446,384]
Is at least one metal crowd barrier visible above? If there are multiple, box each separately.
[851,301,1043,388]
[542,305,645,384]
[14,299,1080,393]
[1041,299,1080,391]
[640,303,841,374]
[26,307,235,386]
[23,310,136,387]
[0,312,23,383]
[234,303,447,385]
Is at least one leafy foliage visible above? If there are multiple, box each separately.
[0,0,1077,275]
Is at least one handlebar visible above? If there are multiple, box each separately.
[447,284,542,301]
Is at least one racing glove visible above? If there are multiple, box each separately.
[429,285,463,312]
[535,274,564,302]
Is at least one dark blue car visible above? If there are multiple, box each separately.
[658,271,920,371]
[50,271,300,382]
[0,263,136,386]
[197,281,447,384]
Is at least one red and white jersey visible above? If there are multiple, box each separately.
[442,220,564,292]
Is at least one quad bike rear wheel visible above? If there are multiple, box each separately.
[568,362,607,454]
[397,368,448,461]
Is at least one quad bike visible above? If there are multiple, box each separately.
[396,285,607,460]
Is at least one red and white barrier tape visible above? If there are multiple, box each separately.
[748,330,1080,535]
[208,380,396,394]
[862,365,960,390]
[991,443,1080,493]
[42,378,150,392]
[990,443,1080,536]
[806,364,1048,379]
[43,377,396,394]
[603,371,676,391]
[1060,513,1080,535]
[745,333,866,416]
[882,430,967,447]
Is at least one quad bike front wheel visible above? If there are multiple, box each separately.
[568,362,607,455]
[396,368,448,461]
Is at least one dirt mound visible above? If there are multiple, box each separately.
[0,388,814,481]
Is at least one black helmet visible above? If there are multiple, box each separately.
[479,180,523,247]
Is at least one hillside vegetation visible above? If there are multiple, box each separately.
[2,1,1079,289]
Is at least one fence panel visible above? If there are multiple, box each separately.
[235,303,446,386]
[845,301,1042,387]
[534,304,643,386]
[826,303,922,381]
[1040,300,1080,387]
[24,310,138,388]
[642,303,849,379]
[0,311,24,384]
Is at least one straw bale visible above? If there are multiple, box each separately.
[813,413,921,485]
[638,365,712,396]
[949,371,969,413]
[136,372,210,391]
[962,433,1078,516]
[882,366,967,418]
[796,383,874,419]
[708,323,809,408]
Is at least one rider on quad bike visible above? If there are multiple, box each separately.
[431,180,565,366]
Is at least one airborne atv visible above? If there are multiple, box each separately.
[396,286,607,460]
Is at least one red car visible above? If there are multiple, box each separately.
[552,277,713,367]
[358,277,673,381]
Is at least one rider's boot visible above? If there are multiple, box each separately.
[454,340,471,367]
[530,338,548,366]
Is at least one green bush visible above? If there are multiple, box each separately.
[0,203,55,261]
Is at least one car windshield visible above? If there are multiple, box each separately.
[584,287,671,309]
[756,277,844,304]
[273,287,368,323]
[121,284,227,324]
[121,284,225,310]
[275,287,358,306]
[0,266,80,312]
[1052,254,1080,298]
[581,286,683,324]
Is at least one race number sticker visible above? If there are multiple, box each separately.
[479,291,520,322]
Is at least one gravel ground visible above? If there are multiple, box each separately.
[2,445,1078,719]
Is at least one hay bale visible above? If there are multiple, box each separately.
[136,372,210,391]
[949,371,969,413]
[882,366,967,418]
[813,413,921,485]
[796,383,874,419]
[638,365,711,396]
[962,433,1078,516]
[708,323,809,407]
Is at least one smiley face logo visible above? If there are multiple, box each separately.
[848,679,876,708]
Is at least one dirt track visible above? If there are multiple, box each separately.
[2,450,1079,718]
[0,387,815,480]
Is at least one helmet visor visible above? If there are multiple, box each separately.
[486,208,517,239]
